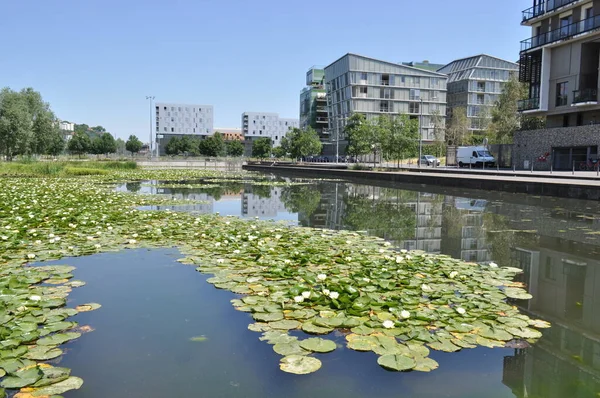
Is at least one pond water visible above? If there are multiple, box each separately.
[51,176,600,397]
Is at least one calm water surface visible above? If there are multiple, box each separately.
[46,176,600,397]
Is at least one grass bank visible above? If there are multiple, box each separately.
[0,160,137,176]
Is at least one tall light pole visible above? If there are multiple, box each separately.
[145,96,155,157]
[418,97,423,168]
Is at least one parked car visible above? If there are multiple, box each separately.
[456,146,495,167]
[419,155,440,166]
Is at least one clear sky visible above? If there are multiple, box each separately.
[1,0,533,141]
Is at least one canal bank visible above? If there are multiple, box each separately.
[243,164,600,200]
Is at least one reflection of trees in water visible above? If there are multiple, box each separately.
[244,184,272,199]
[126,182,142,193]
[280,185,321,217]
[162,182,244,201]
[342,190,416,242]
[483,211,538,264]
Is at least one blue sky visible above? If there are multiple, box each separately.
[1,0,532,141]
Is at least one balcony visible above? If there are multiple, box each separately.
[521,15,600,52]
[522,0,581,23]
[518,97,540,111]
[556,95,568,106]
[316,117,329,123]
[572,88,598,104]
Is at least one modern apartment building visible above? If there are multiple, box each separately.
[155,103,213,155]
[437,55,519,137]
[241,112,299,156]
[515,0,600,169]
[324,53,447,153]
[299,67,330,153]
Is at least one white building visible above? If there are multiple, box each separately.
[155,102,214,155]
[241,112,299,155]
[242,187,287,218]
[57,120,74,132]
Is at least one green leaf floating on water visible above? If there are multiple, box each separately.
[189,336,208,342]
[37,332,81,346]
[299,338,336,353]
[0,366,43,388]
[414,356,439,372]
[301,322,333,335]
[268,320,301,330]
[279,355,322,375]
[25,346,63,361]
[377,354,416,371]
[32,366,71,387]
[504,287,533,300]
[26,375,83,396]
[272,342,309,356]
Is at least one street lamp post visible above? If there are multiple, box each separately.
[336,116,340,164]
[418,98,423,168]
[145,96,155,157]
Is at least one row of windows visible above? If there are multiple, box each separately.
[329,72,445,92]
[157,106,210,113]
[352,87,441,101]
[161,127,210,133]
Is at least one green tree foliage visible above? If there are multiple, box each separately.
[198,133,226,157]
[429,110,446,158]
[0,87,64,160]
[226,140,244,157]
[74,124,89,134]
[47,131,65,156]
[285,127,323,159]
[68,131,92,156]
[445,107,470,146]
[379,114,419,162]
[91,133,117,155]
[488,76,527,143]
[165,137,180,156]
[252,137,272,158]
[345,114,372,158]
[125,135,143,156]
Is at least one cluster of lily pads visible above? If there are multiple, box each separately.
[0,169,550,389]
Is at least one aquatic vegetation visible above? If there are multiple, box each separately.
[0,169,551,392]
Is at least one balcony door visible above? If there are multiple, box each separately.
[560,15,573,37]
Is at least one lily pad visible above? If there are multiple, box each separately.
[26,376,83,396]
[279,355,322,375]
[301,322,333,335]
[272,342,308,356]
[299,338,336,353]
[25,346,63,361]
[74,303,101,312]
[504,287,533,300]
[413,357,439,372]
[37,332,81,346]
[377,354,416,371]
[268,320,301,330]
[0,367,42,389]
[252,312,284,322]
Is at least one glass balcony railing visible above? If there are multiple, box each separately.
[518,97,540,111]
[573,88,598,103]
[556,95,568,106]
[522,0,581,22]
[521,14,600,51]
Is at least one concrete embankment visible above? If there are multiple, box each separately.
[242,164,600,200]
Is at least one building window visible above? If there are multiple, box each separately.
[359,86,367,97]
[409,102,420,114]
[430,90,438,100]
[413,77,420,86]
[477,81,485,92]
[410,89,421,100]
[431,78,438,87]
[164,127,167,132]
[477,94,485,105]
[380,101,389,113]
[381,74,390,86]
[360,72,367,81]
[381,88,391,99]
[171,127,174,132]
[556,82,568,106]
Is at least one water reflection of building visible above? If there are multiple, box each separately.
[441,196,492,263]
[401,192,442,254]
[242,187,286,218]
[503,237,600,396]
[155,188,214,213]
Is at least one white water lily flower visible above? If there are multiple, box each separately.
[284,259,291,264]
[329,291,339,300]
[94,244,101,249]
[456,307,466,315]
[384,242,391,246]
[294,296,304,303]
[405,255,412,260]
[215,242,221,247]
[400,310,411,319]
[27,254,35,259]
[128,239,137,244]
[400,249,408,254]
[379,249,385,253]
[395,256,404,263]
[345,240,351,244]
[132,233,138,238]
[1,236,7,240]
[449,271,459,279]
[233,250,240,254]
[317,274,327,281]
[29,295,42,301]
[322,289,330,296]
[275,234,282,240]
[362,277,370,282]
[107,226,113,230]
[382,320,395,329]
[48,234,55,238]
[217,259,225,264]
[54,236,61,241]
[345,257,352,262]
[421,284,432,291]
[489,262,498,268]
[225,221,230,225]
[301,291,311,299]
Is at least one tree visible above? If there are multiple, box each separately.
[90,126,106,133]
[380,114,419,165]
[487,76,527,143]
[0,88,32,160]
[93,133,116,155]
[198,133,226,157]
[252,137,272,158]
[68,131,92,156]
[345,113,372,159]
[46,130,65,156]
[445,107,470,146]
[286,127,322,159]
[226,140,244,157]
[165,137,180,156]
[74,124,89,134]
[125,135,142,156]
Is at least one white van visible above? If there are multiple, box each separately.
[456,146,496,167]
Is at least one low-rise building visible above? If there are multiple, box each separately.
[241,112,299,156]
[215,127,243,141]
[155,102,214,155]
